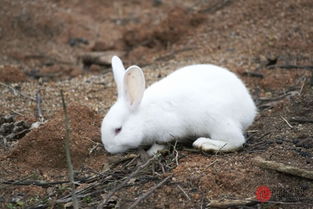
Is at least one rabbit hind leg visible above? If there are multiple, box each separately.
[193,123,245,152]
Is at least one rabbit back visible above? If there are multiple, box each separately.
[140,64,256,142]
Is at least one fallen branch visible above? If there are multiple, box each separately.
[207,198,257,208]
[289,117,313,124]
[97,156,157,209]
[242,71,264,78]
[257,90,297,102]
[256,90,298,109]
[60,90,79,209]
[1,180,69,187]
[267,65,313,70]
[127,175,172,209]
[249,132,271,144]
[0,82,36,101]
[281,116,293,128]
[207,198,313,208]
[110,153,139,168]
[254,156,313,180]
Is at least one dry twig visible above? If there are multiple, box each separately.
[177,184,191,201]
[127,175,172,209]
[36,90,44,122]
[0,82,36,101]
[207,198,257,208]
[257,90,297,103]
[97,156,157,209]
[281,116,293,128]
[173,140,179,166]
[60,90,79,209]
[267,65,313,70]
[2,180,69,187]
[289,117,313,124]
[254,156,313,180]
[242,71,264,78]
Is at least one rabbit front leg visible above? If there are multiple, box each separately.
[147,143,166,156]
[193,121,245,152]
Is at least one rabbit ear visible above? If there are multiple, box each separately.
[123,65,145,110]
[111,56,125,97]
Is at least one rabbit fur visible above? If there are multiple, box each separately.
[101,56,257,155]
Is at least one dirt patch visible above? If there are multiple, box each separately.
[8,104,101,170]
[123,8,205,49]
[125,8,205,65]
[0,65,28,83]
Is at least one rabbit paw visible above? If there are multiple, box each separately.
[193,137,228,152]
[147,143,166,156]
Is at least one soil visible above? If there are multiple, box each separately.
[1,0,313,208]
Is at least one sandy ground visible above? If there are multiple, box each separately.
[0,0,313,208]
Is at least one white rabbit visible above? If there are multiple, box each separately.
[101,56,257,155]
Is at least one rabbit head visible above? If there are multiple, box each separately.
[101,56,146,154]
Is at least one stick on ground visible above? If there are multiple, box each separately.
[267,65,313,70]
[97,156,157,209]
[36,90,44,122]
[127,175,172,209]
[289,117,313,124]
[254,156,313,180]
[0,82,36,101]
[1,180,69,187]
[60,90,79,209]
[207,198,257,208]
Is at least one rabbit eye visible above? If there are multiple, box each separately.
[114,127,122,135]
